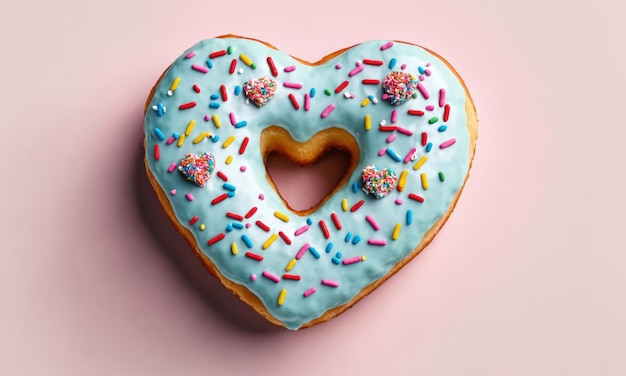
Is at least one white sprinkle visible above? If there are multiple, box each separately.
[379,119,386,126]
[238,68,244,74]
[167,90,173,96]
[152,105,158,110]
[372,98,378,104]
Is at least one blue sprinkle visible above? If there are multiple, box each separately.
[345,232,352,242]
[226,224,234,232]
[407,210,413,225]
[386,148,402,162]
[210,93,219,100]
[352,181,358,193]
[156,102,165,116]
[418,66,425,74]
[425,142,433,153]
[368,94,374,100]
[172,132,180,139]
[206,59,213,69]
[234,85,241,95]
[310,87,316,98]
[209,102,220,108]
[223,183,236,191]
[241,234,253,248]
[232,222,244,229]
[226,191,235,197]
[309,247,320,259]
[389,58,397,69]
[331,257,341,265]
[306,218,313,225]
[154,128,165,141]
[335,251,343,258]
[235,120,248,128]
[438,125,448,132]
[326,242,334,253]
[352,235,361,245]
[212,135,220,142]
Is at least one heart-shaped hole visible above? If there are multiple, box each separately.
[261,126,360,215]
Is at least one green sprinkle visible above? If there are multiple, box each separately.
[251,63,256,69]
[413,92,418,98]
[428,117,439,124]
[439,171,445,182]
[227,46,233,54]
[324,89,332,96]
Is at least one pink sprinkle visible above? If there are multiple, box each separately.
[386,134,397,143]
[283,82,303,89]
[167,163,177,173]
[439,88,446,107]
[426,63,431,67]
[240,165,247,172]
[419,75,425,81]
[229,112,236,125]
[191,64,208,73]
[166,136,176,145]
[245,223,252,229]
[417,83,429,99]
[304,93,311,111]
[185,193,194,201]
[348,62,364,77]
[320,104,335,118]
[425,105,435,111]
[294,225,310,236]
[378,148,387,156]
[250,274,257,281]
[395,199,403,205]
[335,64,342,69]
[365,215,380,231]
[258,193,265,200]
[342,256,362,265]
[396,127,413,136]
[284,66,296,72]
[368,239,387,246]
[262,271,280,283]
[295,243,310,260]
[204,114,211,121]
[400,63,407,70]
[303,287,317,297]
[380,41,394,50]
[425,69,431,76]
[322,279,339,287]
[391,110,398,123]
[185,51,196,59]
[440,138,457,149]
[403,147,417,163]
[170,189,176,195]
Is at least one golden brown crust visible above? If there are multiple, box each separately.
[144,35,478,329]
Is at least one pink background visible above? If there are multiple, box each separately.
[2,0,626,374]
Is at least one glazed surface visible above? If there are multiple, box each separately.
[144,37,471,329]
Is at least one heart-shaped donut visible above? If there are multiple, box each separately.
[144,35,478,330]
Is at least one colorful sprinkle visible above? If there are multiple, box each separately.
[243,77,277,107]
[382,71,418,105]
[178,152,215,187]
[361,165,398,199]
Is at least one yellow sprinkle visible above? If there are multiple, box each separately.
[170,77,180,91]
[364,114,371,130]
[274,211,290,222]
[212,114,221,128]
[285,259,296,272]
[361,97,370,107]
[222,135,235,148]
[392,223,401,240]
[231,242,238,255]
[341,198,348,211]
[184,119,195,136]
[225,155,233,165]
[277,288,287,306]
[421,173,429,190]
[262,233,279,250]
[193,133,206,144]
[413,155,428,170]
[199,224,205,231]
[177,133,185,147]
[239,53,253,67]
[361,255,367,261]
[398,169,408,192]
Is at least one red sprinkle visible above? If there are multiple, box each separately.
[319,220,330,239]
[362,79,381,85]
[443,104,450,122]
[239,137,249,155]
[209,50,227,58]
[245,206,258,218]
[211,193,228,205]
[267,56,278,77]
[409,193,425,203]
[282,274,301,281]
[245,252,263,261]
[334,80,349,93]
[217,171,228,181]
[179,102,196,110]
[421,132,428,146]
[189,216,199,225]
[208,233,226,245]
[220,84,228,101]
[350,200,365,212]
[288,93,300,110]
[193,84,201,93]
[229,59,236,74]
[408,110,425,116]
[331,212,342,230]
[379,126,398,132]
[278,231,292,245]
[363,59,384,66]
[226,212,243,221]
[153,144,160,161]
[255,220,270,232]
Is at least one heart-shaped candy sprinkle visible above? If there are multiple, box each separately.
[178,152,215,187]
[382,71,418,105]
[243,77,277,107]
[361,165,398,199]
